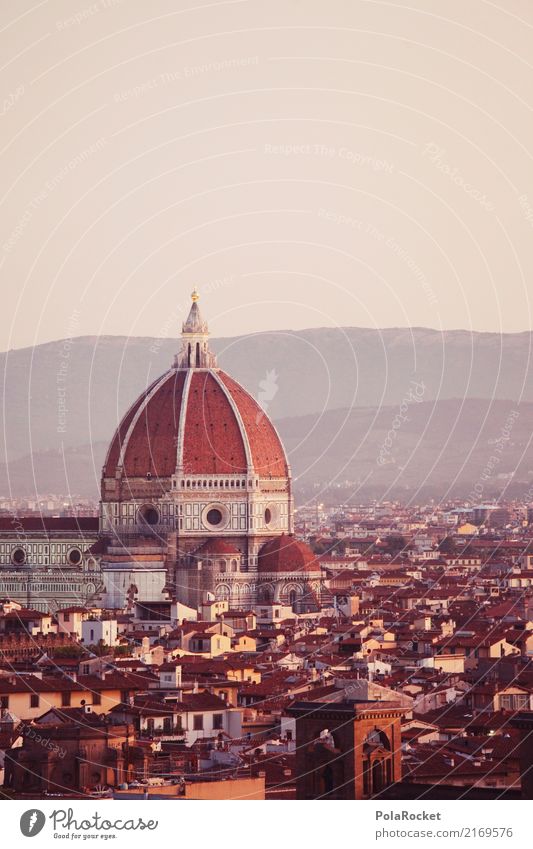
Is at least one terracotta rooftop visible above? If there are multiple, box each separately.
[258,534,320,574]
[103,368,288,480]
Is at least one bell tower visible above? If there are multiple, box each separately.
[174,289,217,369]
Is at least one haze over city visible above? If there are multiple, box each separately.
[2,0,533,351]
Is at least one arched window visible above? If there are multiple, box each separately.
[195,342,200,367]
[364,729,391,750]
[258,585,273,603]
[139,505,159,526]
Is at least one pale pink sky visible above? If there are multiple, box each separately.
[1,0,533,350]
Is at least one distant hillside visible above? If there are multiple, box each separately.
[2,327,533,472]
[1,399,532,503]
[281,397,533,500]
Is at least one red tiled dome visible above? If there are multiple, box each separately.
[103,368,288,481]
[258,534,320,574]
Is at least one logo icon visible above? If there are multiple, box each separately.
[20,810,46,837]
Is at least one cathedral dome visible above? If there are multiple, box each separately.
[258,534,320,574]
[102,292,289,484]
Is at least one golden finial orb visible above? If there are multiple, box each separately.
[191,288,200,302]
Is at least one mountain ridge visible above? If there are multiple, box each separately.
[4,324,533,356]
[2,327,533,483]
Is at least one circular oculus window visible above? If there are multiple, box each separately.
[264,503,279,528]
[68,548,82,566]
[207,508,223,526]
[12,547,26,565]
[202,503,229,530]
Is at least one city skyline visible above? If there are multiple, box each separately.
[1,0,533,821]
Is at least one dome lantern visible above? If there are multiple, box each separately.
[174,289,217,369]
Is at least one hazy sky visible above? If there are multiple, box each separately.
[1,0,533,350]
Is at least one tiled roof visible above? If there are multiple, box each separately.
[2,608,49,620]
[0,672,150,694]
[217,372,287,476]
[103,369,288,479]
[258,534,320,574]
